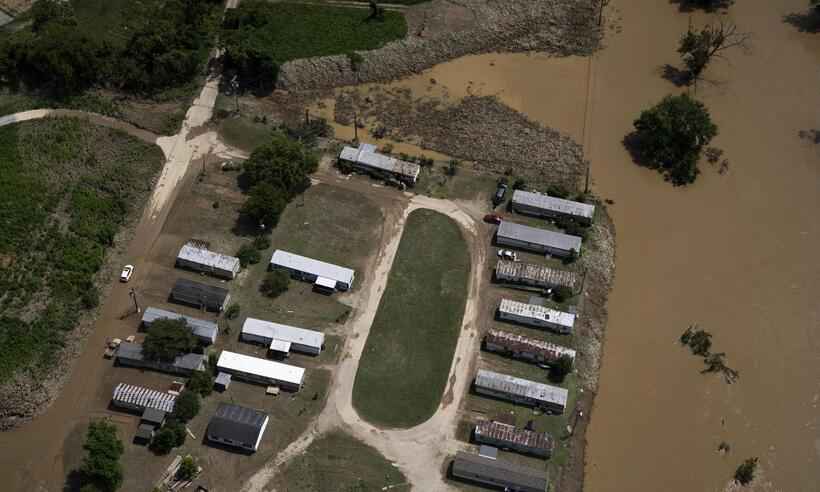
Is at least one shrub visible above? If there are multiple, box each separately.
[224,303,241,320]
[552,285,574,303]
[260,270,290,298]
[562,249,579,265]
[512,178,527,190]
[82,285,100,309]
[680,325,712,356]
[734,457,758,485]
[548,355,574,383]
[236,243,261,267]
[547,184,570,198]
[187,370,214,397]
[252,235,271,250]
[177,456,198,481]
[446,159,460,177]
[171,390,201,423]
[79,420,124,492]
[143,319,197,362]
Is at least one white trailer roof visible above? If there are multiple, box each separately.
[315,276,336,289]
[270,250,354,287]
[217,351,305,386]
[497,221,582,253]
[512,190,595,220]
[498,299,576,330]
[242,318,324,351]
[178,243,240,273]
[269,339,292,353]
[340,145,421,181]
[475,369,568,408]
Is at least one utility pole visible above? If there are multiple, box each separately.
[584,162,591,194]
[305,109,309,126]
[230,75,240,115]
[353,112,359,142]
[129,288,141,314]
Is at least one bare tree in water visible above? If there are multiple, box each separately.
[679,20,751,89]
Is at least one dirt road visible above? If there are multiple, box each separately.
[0,108,160,143]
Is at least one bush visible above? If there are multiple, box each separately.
[187,370,214,397]
[177,456,198,481]
[548,355,574,383]
[143,318,197,362]
[260,270,290,298]
[562,249,579,265]
[171,390,201,422]
[149,421,185,455]
[236,243,261,267]
[224,303,241,320]
[630,94,718,185]
[512,178,527,190]
[734,457,758,485]
[252,235,271,251]
[82,285,100,309]
[552,285,574,303]
[547,184,570,198]
[79,420,124,492]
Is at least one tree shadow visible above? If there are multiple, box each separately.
[669,0,734,13]
[783,10,820,33]
[660,64,692,87]
[62,469,85,492]
[622,131,653,169]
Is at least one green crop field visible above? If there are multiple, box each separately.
[0,118,163,382]
[272,430,407,492]
[353,209,471,428]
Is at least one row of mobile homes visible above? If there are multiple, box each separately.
[141,307,218,345]
[170,278,231,312]
[496,221,582,258]
[451,451,548,492]
[269,250,355,292]
[206,403,269,453]
[176,242,241,280]
[216,350,305,391]
[497,299,576,335]
[240,318,324,356]
[474,420,554,458]
[483,329,576,366]
[494,260,580,291]
[339,143,421,185]
[474,369,568,414]
[114,342,206,376]
[111,383,176,414]
[511,190,595,225]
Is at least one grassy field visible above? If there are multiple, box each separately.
[272,430,408,492]
[353,209,470,428]
[217,115,272,153]
[0,118,163,382]
[226,2,407,64]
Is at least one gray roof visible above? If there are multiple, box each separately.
[452,452,547,491]
[116,342,205,372]
[512,189,595,220]
[215,372,232,385]
[135,424,154,440]
[241,318,324,351]
[497,221,582,253]
[141,407,167,425]
[171,278,230,308]
[177,243,240,273]
[142,307,218,344]
[207,403,269,449]
[270,250,354,287]
[112,383,176,413]
[339,144,421,181]
[475,369,568,408]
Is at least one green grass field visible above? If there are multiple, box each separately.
[353,209,471,428]
[0,118,163,382]
[272,430,408,492]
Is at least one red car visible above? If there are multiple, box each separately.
[483,213,502,225]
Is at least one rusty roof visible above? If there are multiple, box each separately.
[495,260,579,290]
[485,329,576,362]
[475,420,554,453]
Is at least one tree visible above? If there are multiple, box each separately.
[31,0,77,33]
[552,285,574,303]
[149,427,177,455]
[630,94,718,185]
[177,456,198,481]
[678,21,750,85]
[187,370,214,397]
[241,134,318,195]
[680,325,712,356]
[548,355,574,383]
[446,159,460,177]
[171,390,201,422]
[236,243,261,267]
[80,420,124,492]
[734,457,758,485]
[241,182,288,230]
[260,270,290,298]
[142,318,197,362]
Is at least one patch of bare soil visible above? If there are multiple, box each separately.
[277,0,601,90]
[0,0,30,16]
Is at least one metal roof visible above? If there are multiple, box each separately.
[216,350,305,386]
[474,420,554,453]
[215,372,232,385]
[315,276,336,289]
[475,369,568,408]
[485,329,576,362]
[171,278,230,305]
[270,250,354,287]
[207,403,269,450]
[339,144,421,181]
[177,243,240,273]
[495,260,579,290]
[141,407,167,424]
[498,299,576,330]
[242,318,324,351]
[115,342,206,371]
[512,189,595,220]
[112,383,176,413]
[142,307,218,344]
[452,452,547,491]
[497,221,582,253]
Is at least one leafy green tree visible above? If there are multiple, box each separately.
[177,456,198,481]
[260,270,290,298]
[630,94,718,185]
[187,370,214,397]
[241,134,318,195]
[171,390,201,422]
[224,303,241,320]
[241,183,288,230]
[142,318,197,362]
[236,243,261,267]
[31,0,77,33]
[734,457,758,485]
[552,285,574,303]
[150,426,178,455]
[80,420,124,492]
[548,355,574,383]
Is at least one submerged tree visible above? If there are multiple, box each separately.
[680,324,712,356]
[734,457,758,485]
[678,21,750,86]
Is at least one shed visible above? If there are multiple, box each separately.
[497,299,576,335]
[474,369,568,414]
[240,318,324,356]
[140,407,167,428]
[134,424,154,445]
[511,189,596,224]
[141,307,218,345]
[170,278,231,312]
[206,403,269,452]
[215,372,232,392]
[269,339,292,358]
[216,350,305,391]
[496,221,582,258]
[176,242,241,280]
[115,342,206,376]
[451,451,548,492]
[269,250,355,292]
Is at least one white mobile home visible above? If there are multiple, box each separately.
[216,350,305,391]
[240,318,324,356]
[339,143,421,185]
[474,369,568,414]
[496,221,582,258]
[176,242,241,280]
[511,189,595,224]
[497,299,575,334]
[269,250,355,292]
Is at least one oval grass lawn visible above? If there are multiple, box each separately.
[352,208,471,428]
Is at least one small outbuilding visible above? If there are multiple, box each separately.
[451,451,548,492]
[474,369,568,415]
[496,220,582,258]
[511,189,595,224]
[206,403,269,452]
[214,372,232,392]
[141,307,218,345]
[170,278,231,312]
[240,318,325,356]
[140,407,167,428]
[216,350,305,391]
[134,424,155,445]
[497,299,576,335]
[269,250,355,292]
[176,242,241,280]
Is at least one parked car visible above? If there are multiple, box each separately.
[483,213,502,225]
[496,249,518,261]
[493,183,508,206]
[120,264,134,282]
